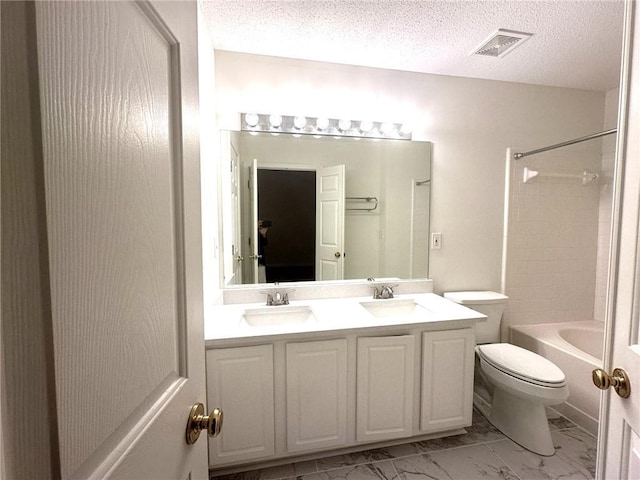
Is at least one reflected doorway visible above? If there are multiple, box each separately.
[257,169,316,282]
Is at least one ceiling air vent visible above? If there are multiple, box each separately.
[471,29,533,58]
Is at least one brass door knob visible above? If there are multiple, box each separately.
[592,367,631,398]
[236,255,244,263]
[249,254,262,260]
[186,403,223,445]
[334,252,341,258]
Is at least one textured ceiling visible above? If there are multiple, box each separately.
[200,0,624,92]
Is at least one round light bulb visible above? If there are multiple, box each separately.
[380,122,395,135]
[245,113,259,127]
[316,117,329,130]
[359,120,373,133]
[338,119,351,131]
[293,116,307,129]
[269,114,283,128]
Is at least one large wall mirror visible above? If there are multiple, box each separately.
[219,130,432,286]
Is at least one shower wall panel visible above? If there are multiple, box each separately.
[503,145,601,338]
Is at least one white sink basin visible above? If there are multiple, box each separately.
[242,305,316,327]
[359,298,426,318]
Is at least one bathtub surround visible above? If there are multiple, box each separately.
[501,89,617,325]
[503,144,601,332]
[210,409,596,480]
[502,86,619,332]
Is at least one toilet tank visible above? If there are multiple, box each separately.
[443,291,509,344]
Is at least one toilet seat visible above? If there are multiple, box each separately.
[476,343,566,388]
[478,355,570,405]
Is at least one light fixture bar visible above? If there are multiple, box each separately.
[240,113,412,140]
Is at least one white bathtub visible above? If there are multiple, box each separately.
[510,320,604,435]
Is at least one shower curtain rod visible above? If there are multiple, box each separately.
[513,128,617,160]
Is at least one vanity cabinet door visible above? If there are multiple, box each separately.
[356,335,415,442]
[207,345,275,466]
[286,339,348,453]
[420,329,474,433]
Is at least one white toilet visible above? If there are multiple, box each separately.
[444,291,569,456]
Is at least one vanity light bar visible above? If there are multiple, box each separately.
[240,113,412,140]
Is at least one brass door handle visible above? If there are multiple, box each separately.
[249,254,262,260]
[186,403,223,445]
[334,252,341,258]
[592,367,631,398]
[236,255,244,263]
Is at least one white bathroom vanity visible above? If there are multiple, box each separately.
[205,280,485,473]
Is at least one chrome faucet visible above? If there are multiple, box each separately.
[260,286,291,306]
[380,285,396,299]
[371,284,398,299]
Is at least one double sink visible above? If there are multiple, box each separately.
[241,297,427,328]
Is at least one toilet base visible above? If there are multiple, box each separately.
[477,388,556,456]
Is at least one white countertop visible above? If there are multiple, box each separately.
[205,293,486,347]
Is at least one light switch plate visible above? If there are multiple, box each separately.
[431,233,442,249]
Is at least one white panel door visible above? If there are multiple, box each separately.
[34,1,208,478]
[239,158,257,283]
[356,336,415,442]
[421,329,474,433]
[286,339,348,452]
[316,165,345,280]
[221,133,243,286]
[207,346,275,466]
[231,144,243,284]
[600,2,640,477]
[250,159,260,282]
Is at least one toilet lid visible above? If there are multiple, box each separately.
[476,343,566,387]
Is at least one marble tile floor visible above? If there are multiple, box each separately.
[210,409,597,480]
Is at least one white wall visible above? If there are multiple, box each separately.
[214,51,606,294]
[198,5,222,312]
